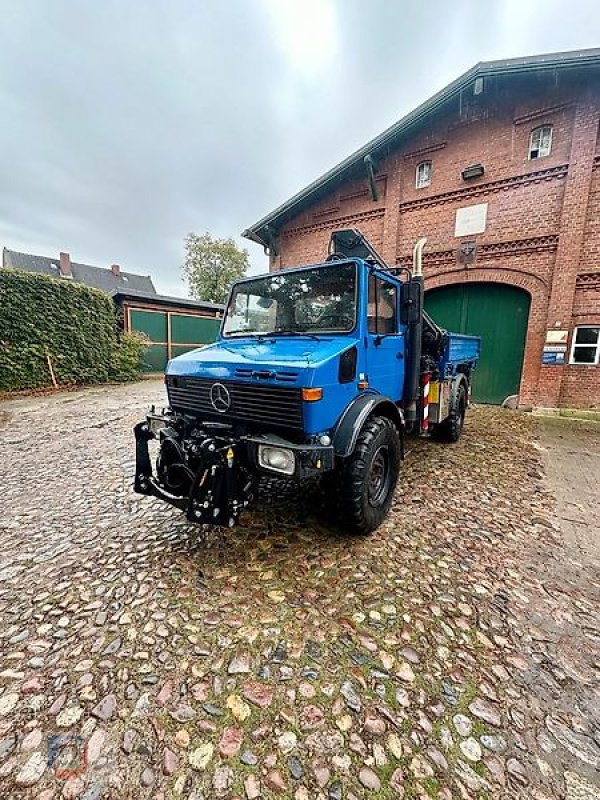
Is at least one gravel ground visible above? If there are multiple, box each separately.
[0,380,598,800]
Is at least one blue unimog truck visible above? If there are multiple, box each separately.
[134,230,480,534]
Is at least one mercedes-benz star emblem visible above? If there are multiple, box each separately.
[210,382,231,413]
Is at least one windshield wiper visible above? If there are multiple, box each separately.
[224,329,263,337]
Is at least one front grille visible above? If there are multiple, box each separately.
[167,377,303,431]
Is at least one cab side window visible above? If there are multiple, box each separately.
[368,275,398,335]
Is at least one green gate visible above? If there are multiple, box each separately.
[424,283,530,404]
[129,309,221,372]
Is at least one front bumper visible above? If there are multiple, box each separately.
[246,434,334,479]
[134,421,249,527]
[133,412,335,526]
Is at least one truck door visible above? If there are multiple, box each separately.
[366,272,404,401]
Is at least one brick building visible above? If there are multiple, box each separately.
[243,48,600,409]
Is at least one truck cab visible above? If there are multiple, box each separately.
[134,230,480,534]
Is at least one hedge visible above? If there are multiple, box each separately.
[0,269,147,391]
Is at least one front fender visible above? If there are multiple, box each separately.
[333,393,404,458]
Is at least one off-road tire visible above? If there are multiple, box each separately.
[336,415,401,535]
[435,383,467,443]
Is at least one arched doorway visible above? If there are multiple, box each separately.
[424,282,531,404]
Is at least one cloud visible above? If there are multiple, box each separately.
[0,0,597,294]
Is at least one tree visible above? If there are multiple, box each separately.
[182,232,249,304]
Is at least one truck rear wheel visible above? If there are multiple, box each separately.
[435,383,466,443]
[338,415,401,535]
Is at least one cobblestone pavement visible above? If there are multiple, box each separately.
[0,381,598,800]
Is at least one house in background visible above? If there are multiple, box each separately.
[3,247,223,371]
[3,247,156,294]
[243,47,600,410]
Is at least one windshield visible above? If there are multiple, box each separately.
[222,262,357,337]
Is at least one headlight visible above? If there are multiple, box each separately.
[258,445,295,476]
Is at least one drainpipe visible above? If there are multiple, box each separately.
[404,237,427,430]
[364,154,379,202]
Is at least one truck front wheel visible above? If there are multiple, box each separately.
[338,415,401,535]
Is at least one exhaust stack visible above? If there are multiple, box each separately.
[404,238,427,430]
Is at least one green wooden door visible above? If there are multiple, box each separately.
[129,308,221,372]
[170,314,221,359]
[424,283,530,404]
[129,309,168,372]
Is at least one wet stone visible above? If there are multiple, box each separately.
[102,637,121,655]
[57,705,84,727]
[460,737,482,762]
[469,697,501,727]
[328,782,343,800]
[92,694,116,721]
[62,777,86,798]
[0,733,17,760]
[390,767,405,794]
[244,774,261,799]
[170,703,197,722]
[240,750,258,766]
[203,703,223,717]
[481,734,507,753]
[213,765,233,796]
[304,640,322,662]
[507,757,528,785]
[162,747,178,775]
[0,693,19,717]
[300,666,319,680]
[340,681,361,712]
[271,642,288,663]
[122,729,138,754]
[140,767,155,787]
[189,742,214,771]
[441,681,458,706]
[358,767,381,791]
[228,653,251,674]
[288,755,304,780]
[218,727,242,758]
[15,751,46,786]
[278,731,297,754]
[87,729,105,764]
[453,714,472,737]
[242,680,274,708]
[266,769,287,793]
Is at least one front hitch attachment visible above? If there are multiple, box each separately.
[133,421,248,527]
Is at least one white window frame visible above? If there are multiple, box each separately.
[569,325,600,365]
[415,160,432,189]
[528,125,553,160]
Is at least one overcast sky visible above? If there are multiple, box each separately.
[1,0,598,296]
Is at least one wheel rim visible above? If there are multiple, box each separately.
[368,446,392,506]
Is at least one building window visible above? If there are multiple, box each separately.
[415,160,432,189]
[570,326,600,365]
[528,125,553,160]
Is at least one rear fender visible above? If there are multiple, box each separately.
[333,393,404,458]
[450,373,470,409]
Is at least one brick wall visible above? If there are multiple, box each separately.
[270,72,600,408]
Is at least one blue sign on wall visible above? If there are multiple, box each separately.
[542,345,566,365]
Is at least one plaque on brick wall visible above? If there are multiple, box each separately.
[455,203,488,236]
[542,345,566,365]
[457,241,477,265]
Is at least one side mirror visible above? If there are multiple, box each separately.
[400,280,422,325]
